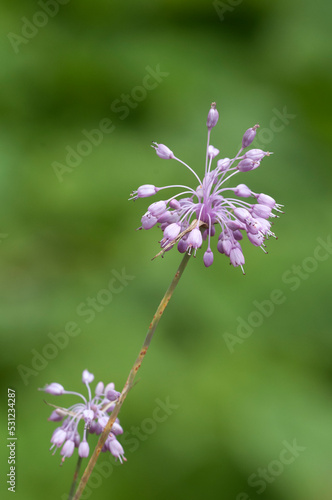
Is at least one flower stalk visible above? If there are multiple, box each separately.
[72,251,191,500]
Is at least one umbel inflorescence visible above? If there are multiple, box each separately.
[131,103,283,273]
[40,370,126,465]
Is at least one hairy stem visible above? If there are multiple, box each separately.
[73,251,191,500]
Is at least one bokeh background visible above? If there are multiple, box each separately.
[1,1,332,499]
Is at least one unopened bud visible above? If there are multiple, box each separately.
[242,124,259,148]
[207,102,219,130]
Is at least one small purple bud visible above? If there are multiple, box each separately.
[163,222,181,241]
[148,200,167,217]
[83,409,94,422]
[207,102,219,130]
[233,229,243,241]
[256,193,276,208]
[203,249,214,267]
[95,381,104,396]
[230,246,245,268]
[105,403,115,413]
[105,382,115,393]
[152,142,174,159]
[217,158,231,172]
[98,416,109,428]
[222,239,232,256]
[202,225,216,240]
[137,184,159,198]
[106,389,121,401]
[111,421,124,435]
[237,159,257,172]
[169,199,181,210]
[51,428,67,447]
[141,213,158,229]
[73,432,80,447]
[158,211,179,224]
[177,238,188,253]
[82,370,94,384]
[255,217,271,233]
[78,441,90,458]
[234,207,251,223]
[207,145,219,159]
[61,439,75,458]
[242,124,259,148]
[217,239,224,254]
[48,410,64,422]
[246,220,260,235]
[251,204,272,219]
[244,149,268,161]
[186,227,202,249]
[108,438,127,464]
[233,184,252,197]
[89,421,98,434]
[227,219,245,231]
[43,383,65,395]
[247,232,264,247]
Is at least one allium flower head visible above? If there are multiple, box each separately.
[130,103,283,274]
[40,370,126,465]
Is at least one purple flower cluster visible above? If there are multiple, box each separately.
[40,370,126,465]
[131,103,283,273]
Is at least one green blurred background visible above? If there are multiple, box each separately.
[1,1,332,499]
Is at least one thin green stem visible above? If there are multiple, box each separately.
[68,455,83,500]
[73,251,191,500]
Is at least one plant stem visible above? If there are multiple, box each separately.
[68,455,83,500]
[73,251,191,500]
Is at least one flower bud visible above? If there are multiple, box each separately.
[230,246,245,268]
[141,213,158,229]
[207,102,219,130]
[186,228,202,249]
[203,249,214,267]
[106,389,121,401]
[169,199,181,210]
[256,193,276,208]
[61,439,75,458]
[247,232,264,247]
[237,159,257,172]
[251,204,271,219]
[48,410,64,422]
[148,200,167,217]
[95,381,104,396]
[217,158,231,172]
[137,184,159,198]
[177,238,188,253]
[43,383,65,395]
[51,428,67,447]
[79,441,90,458]
[242,124,259,148]
[152,142,174,159]
[163,222,181,241]
[207,145,219,159]
[244,149,268,161]
[83,409,95,422]
[233,184,252,197]
[82,370,94,384]
[234,207,251,223]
